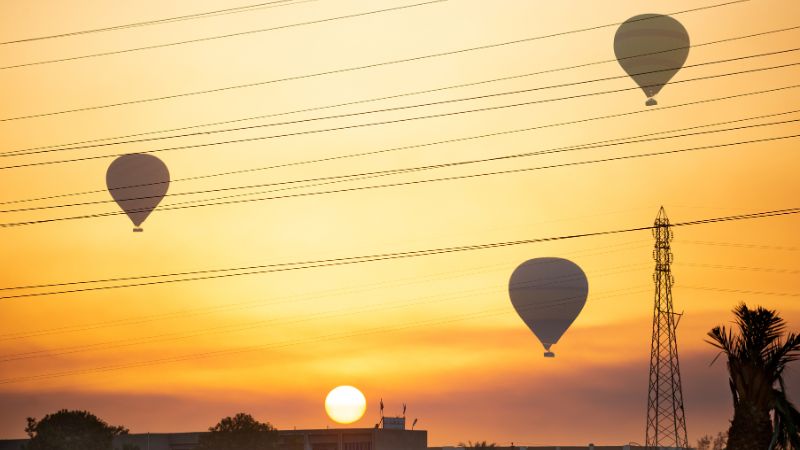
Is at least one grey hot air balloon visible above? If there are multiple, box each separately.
[614,14,690,106]
[508,257,588,357]
[106,153,170,232]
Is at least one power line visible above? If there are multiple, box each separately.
[149,119,799,209]
[0,0,448,70]
[0,239,648,342]
[6,46,797,159]
[0,264,648,363]
[675,262,800,274]
[0,0,311,45]
[0,287,654,385]
[2,83,794,207]
[0,0,753,122]
[0,240,646,292]
[677,240,800,251]
[8,23,797,155]
[40,268,784,376]
[678,286,800,297]
[0,263,501,340]
[3,61,798,172]
[0,288,498,363]
[67,134,800,215]
[3,115,795,214]
[0,207,797,299]
[3,283,796,383]
[0,285,645,364]
[2,132,796,229]
[0,248,646,301]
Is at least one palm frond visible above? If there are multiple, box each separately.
[707,325,734,353]
[770,385,800,450]
[766,334,800,381]
[733,303,787,362]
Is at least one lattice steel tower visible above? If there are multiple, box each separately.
[645,207,688,449]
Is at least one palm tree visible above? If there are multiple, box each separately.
[707,303,800,450]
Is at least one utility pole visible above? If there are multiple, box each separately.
[645,207,688,449]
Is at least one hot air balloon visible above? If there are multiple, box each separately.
[508,257,588,357]
[614,14,690,106]
[106,153,170,232]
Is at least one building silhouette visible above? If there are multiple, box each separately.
[0,426,427,450]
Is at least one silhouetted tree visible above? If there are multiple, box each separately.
[24,409,128,450]
[196,413,279,450]
[458,441,496,448]
[697,434,713,450]
[697,431,728,450]
[707,303,800,450]
[712,431,728,450]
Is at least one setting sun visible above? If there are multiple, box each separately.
[325,386,367,424]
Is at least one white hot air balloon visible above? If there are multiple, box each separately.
[508,257,589,357]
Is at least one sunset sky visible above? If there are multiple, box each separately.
[1,0,799,445]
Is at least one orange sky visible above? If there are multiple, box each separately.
[1,0,799,445]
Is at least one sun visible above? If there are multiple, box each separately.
[325,386,367,424]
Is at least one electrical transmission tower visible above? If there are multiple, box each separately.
[645,207,688,449]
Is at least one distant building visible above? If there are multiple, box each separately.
[0,427,428,450]
[382,417,406,430]
[282,427,426,450]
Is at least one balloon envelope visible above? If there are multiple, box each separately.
[508,257,588,357]
[106,153,170,231]
[614,14,690,105]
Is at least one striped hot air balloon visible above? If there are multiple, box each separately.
[614,14,690,106]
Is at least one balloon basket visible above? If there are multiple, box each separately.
[645,98,658,106]
[133,227,143,232]
[544,351,555,358]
